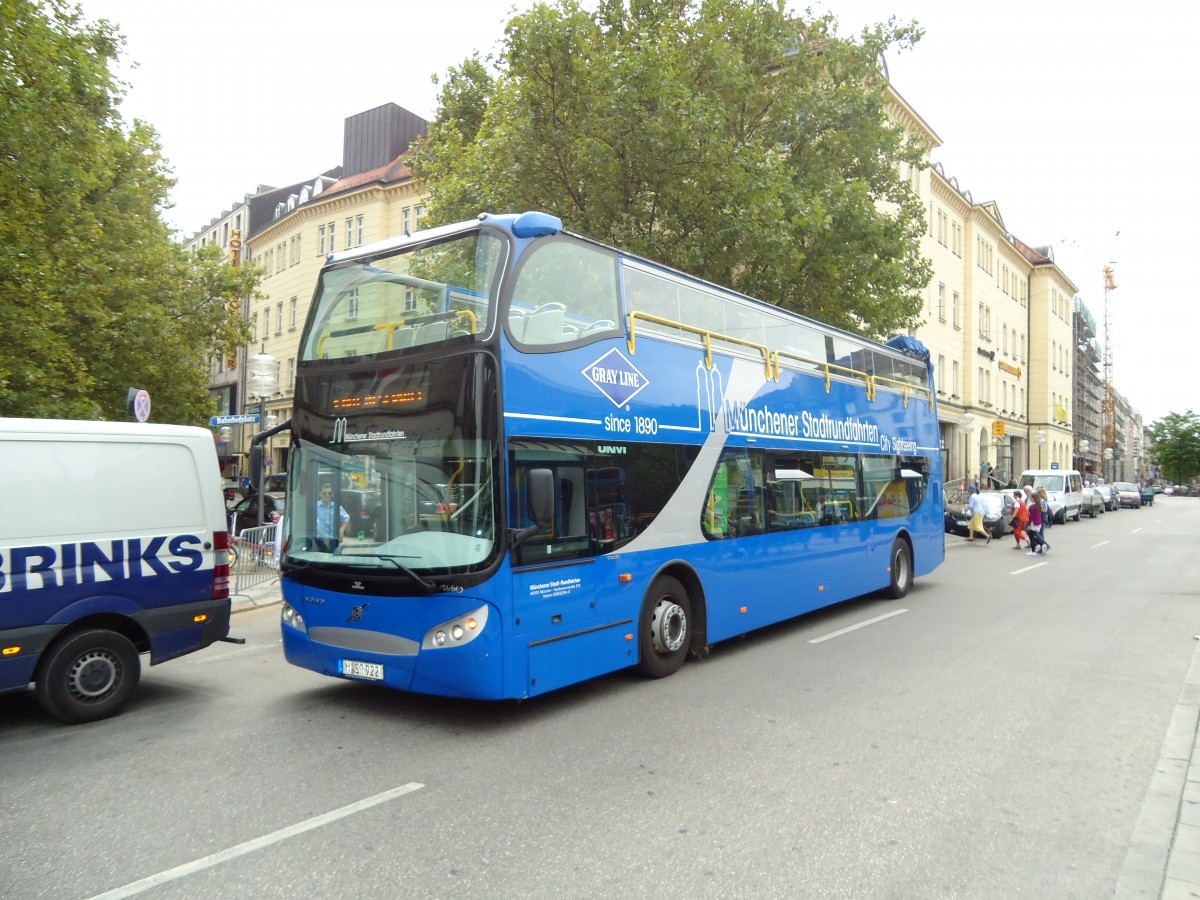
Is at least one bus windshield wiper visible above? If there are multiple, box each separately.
[344,553,438,593]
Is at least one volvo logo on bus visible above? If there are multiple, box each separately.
[582,349,649,407]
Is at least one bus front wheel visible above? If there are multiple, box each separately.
[883,539,913,600]
[636,576,691,679]
[35,629,141,724]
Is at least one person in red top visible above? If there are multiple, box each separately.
[1011,489,1030,549]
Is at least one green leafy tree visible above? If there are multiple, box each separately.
[1147,411,1200,486]
[0,0,253,424]
[412,0,931,338]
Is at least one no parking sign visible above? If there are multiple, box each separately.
[126,387,151,422]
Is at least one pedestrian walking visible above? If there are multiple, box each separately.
[1023,486,1047,555]
[1011,489,1029,549]
[965,485,991,544]
[1037,486,1054,534]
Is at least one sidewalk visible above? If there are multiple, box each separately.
[1143,638,1200,899]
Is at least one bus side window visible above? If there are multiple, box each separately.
[703,450,764,539]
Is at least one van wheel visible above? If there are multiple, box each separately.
[883,538,912,600]
[636,576,691,678]
[36,629,141,724]
[1073,507,1081,522]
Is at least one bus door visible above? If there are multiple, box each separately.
[508,449,625,694]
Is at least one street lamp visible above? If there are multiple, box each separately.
[957,413,975,486]
[1103,447,1114,482]
[1077,439,1089,475]
[1035,429,1047,468]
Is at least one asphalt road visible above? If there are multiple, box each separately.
[2,497,1197,899]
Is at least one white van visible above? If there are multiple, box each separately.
[1018,468,1084,524]
[0,418,232,723]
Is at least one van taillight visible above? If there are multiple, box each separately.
[213,531,230,599]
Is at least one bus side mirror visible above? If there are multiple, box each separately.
[526,468,554,525]
[510,467,554,546]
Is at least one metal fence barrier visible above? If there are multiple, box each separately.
[231,524,278,596]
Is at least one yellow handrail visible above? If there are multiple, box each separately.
[317,309,480,357]
[773,350,876,400]
[627,311,772,380]
[871,374,935,411]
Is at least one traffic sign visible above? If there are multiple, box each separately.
[210,414,261,426]
[133,389,151,422]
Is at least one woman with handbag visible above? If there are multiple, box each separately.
[1011,489,1030,549]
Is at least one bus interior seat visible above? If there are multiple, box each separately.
[507,307,529,339]
[580,319,617,338]
[522,303,566,343]
[415,321,448,344]
[392,326,416,349]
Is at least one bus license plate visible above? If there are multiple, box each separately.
[341,659,383,681]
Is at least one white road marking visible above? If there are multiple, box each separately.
[1130,527,1143,534]
[1013,561,1048,573]
[1091,540,1111,549]
[87,783,425,899]
[808,609,909,644]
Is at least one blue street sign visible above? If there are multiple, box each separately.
[211,414,261,426]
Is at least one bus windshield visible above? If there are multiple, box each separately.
[300,228,507,361]
[283,351,500,580]
[285,437,497,577]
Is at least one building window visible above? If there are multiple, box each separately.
[251,313,258,342]
[937,283,945,322]
[319,225,326,255]
[287,357,295,391]
[263,307,270,338]
[402,208,411,234]
[356,214,364,245]
[347,288,359,320]
[276,301,283,335]
[937,355,945,392]
[329,221,336,251]
[345,218,353,250]
[295,232,301,262]
[290,296,298,330]
[952,291,960,328]
[404,286,416,313]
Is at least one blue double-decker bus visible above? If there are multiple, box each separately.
[279,211,943,698]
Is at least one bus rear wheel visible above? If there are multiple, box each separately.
[35,629,141,724]
[636,576,691,678]
[883,539,912,600]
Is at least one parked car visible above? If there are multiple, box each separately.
[944,489,1015,539]
[1113,482,1142,509]
[1094,483,1119,512]
[1140,483,1155,506]
[1080,485,1104,518]
[229,491,285,532]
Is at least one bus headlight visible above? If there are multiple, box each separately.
[281,602,307,633]
[422,605,488,650]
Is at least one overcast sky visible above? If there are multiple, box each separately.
[74,0,1196,424]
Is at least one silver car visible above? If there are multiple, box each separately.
[1081,485,1104,518]
[1094,483,1119,512]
